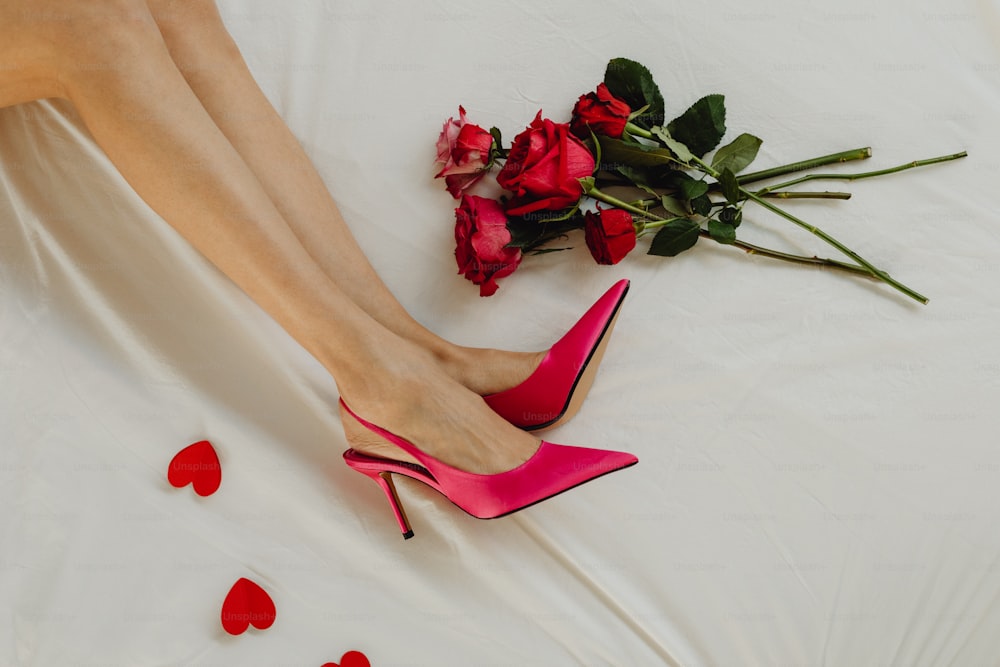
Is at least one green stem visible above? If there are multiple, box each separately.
[588,187,661,219]
[639,216,688,234]
[759,191,852,200]
[631,190,852,208]
[586,185,871,276]
[747,190,926,303]
[624,121,655,140]
[701,232,873,277]
[731,147,873,187]
[756,151,968,194]
[692,155,927,304]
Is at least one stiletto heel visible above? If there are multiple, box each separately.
[360,470,414,539]
[484,279,630,431]
[339,399,638,540]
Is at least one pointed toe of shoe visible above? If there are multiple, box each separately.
[483,279,631,430]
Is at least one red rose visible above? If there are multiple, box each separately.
[570,83,631,139]
[584,207,636,265]
[454,195,522,296]
[496,111,596,216]
[435,106,494,198]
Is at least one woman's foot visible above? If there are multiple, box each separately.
[436,346,547,396]
[337,338,544,476]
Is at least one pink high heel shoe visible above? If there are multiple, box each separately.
[339,399,638,539]
[484,279,630,431]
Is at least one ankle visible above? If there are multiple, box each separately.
[328,336,439,414]
[421,341,468,384]
[435,345,546,396]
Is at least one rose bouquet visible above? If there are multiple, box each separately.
[435,58,966,302]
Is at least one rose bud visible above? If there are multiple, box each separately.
[570,83,631,139]
[584,207,637,265]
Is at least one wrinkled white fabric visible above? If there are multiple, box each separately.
[1,0,998,664]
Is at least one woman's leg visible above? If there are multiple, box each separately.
[0,3,66,108]
[142,0,543,396]
[11,0,540,474]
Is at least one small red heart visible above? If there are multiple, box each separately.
[220,577,276,635]
[168,440,221,496]
[322,651,371,667]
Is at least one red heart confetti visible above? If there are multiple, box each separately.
[220,577,276,635]
[322,651,371,667]
[167,440,221,496]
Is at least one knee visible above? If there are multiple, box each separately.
[147,0,224,26]
[53,1,165,74]
[147,0,241,60]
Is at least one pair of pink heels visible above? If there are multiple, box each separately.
[341,279,638,539]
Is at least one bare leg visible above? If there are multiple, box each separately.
[0,2,66,107]
[143,0,544,395]
[3,0,540,474]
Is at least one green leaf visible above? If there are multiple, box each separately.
[648,219,701,257]
[578,176,596,195]
[719,205,743,228]
[604,58,665,129]
[660,195,687,217]
[489,126,502,148]
[650,126,694,164]
[690,194,712,217]
[673,173,709,201]
[506,212,585,250]
[666,94,726,157]
[707,219,737,244]
[711,133,763,174]
[617,165,659,196]
[719,167,740,204]
[598,135,679,169]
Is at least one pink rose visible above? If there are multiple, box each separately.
[435,106,495,198]
[454,195,522,296]
[496,111,596,216]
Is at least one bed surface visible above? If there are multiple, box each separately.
[2,1,998,665]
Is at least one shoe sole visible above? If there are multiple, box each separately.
[347,448,638,523]
[526,281,629,432]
